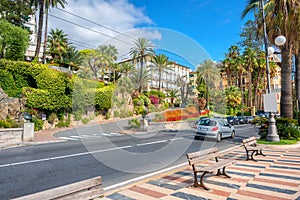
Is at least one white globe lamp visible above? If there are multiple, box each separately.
[275,35,286,46]
[267,47,275,55]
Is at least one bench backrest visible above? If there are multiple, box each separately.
[14,176,103,200]
[186,147,219,166]
[242,137,257,146]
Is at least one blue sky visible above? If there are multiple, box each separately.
[130,0,251,62]
[49,0,252,69]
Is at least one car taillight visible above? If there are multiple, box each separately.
[212,126,218,131]
[194,125,197,129]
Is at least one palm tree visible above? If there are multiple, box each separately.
[296,53,300,109]
[222,45,240,86]
[61,46,83,71]
[109,63,121,83]
[167,89,178,105]
[242,47,258,108]
[47,28,68,62]
[130,67,153,92]
[252,50,267,109]
[129,37,154,93]
[150,54,173,91]
[225,86,242,115]
[30,0,67,61]
[119,62,136,77]
[222,57,232,86]
[242,0,300,118]
[175,75,189,106]
[97,45,118,81]
[196,60,220,108]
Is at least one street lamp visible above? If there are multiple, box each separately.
[260,0,286,142]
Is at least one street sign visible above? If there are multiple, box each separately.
[263,93,278,112]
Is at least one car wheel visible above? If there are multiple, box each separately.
[231,131,235,138]
[216,133,221,142]
[194,135,200,140]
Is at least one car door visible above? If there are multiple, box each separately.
[219,120,231,137]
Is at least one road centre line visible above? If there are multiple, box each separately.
[136,140,168,146]
[0,137,185,168]
[0,145,132,168]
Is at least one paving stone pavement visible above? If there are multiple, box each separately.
[103,146,300,200]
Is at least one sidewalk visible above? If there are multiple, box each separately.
[103,145,300,200]
[31,125,300,200]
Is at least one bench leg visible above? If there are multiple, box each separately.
[216,167,231,178]
[199,171,210,190]
[251,151,258,162]
[245,150,251,161]
[193,171,201,188]
[193,171,210,190]
[222,166,231,178]
[259,149,266,156]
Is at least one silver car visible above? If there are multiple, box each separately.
[194,118,235,142]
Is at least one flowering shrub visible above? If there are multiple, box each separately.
[149,95,159,105]
[163,106,200,122]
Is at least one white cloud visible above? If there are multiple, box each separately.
[48,0,154,51]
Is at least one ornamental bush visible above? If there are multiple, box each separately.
[0,59,115,122]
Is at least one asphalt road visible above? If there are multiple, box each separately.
[0,123,259,199]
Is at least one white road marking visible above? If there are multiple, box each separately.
[169,138,184,141]
[103,145,243,192]
[104,162,187,191]
[59,133,123,141]
[70,136,82,138]
[0,145,132,168]
[136,140,168,146]
[58,137,78,141]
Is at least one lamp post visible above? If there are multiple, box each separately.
[260,0,286,142]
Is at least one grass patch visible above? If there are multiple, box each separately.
[257,139,299,145]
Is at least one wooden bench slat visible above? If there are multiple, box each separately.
[187,147,218,159]
[195,159,235,172]
[246,146,264,151]
[243,140,257,146]
[54,186,103,200]
[188,152,220,166]
[14,176,102,200]
[242,137,256,143]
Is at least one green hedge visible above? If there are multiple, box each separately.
[0,59,114,114]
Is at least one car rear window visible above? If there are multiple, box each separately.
[198,119,217,126]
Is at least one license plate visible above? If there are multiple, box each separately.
[200,127,207,131]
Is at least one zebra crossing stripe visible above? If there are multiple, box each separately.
[59,133,123,141]
[59,137,79,141]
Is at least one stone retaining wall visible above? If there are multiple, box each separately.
[0,128,23,148]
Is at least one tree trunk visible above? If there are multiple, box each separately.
[34,0,44,60]
[42,7,48,64]
[295,52,300,109]
[158,69,162,91]
[139,56,143,93]
[280,46,293,118]
[253,68,263,111]
[226,68,230,86]
[248,71,252,107]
